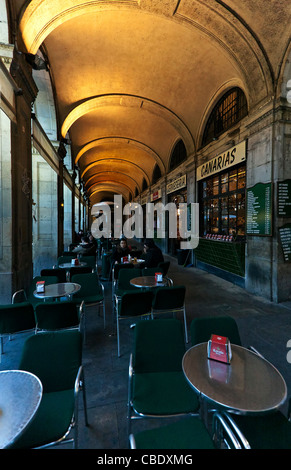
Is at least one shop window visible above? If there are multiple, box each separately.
[152,164,162,185]
[169,140,187,172]
[202,88,248,146]
[200,164,246,238]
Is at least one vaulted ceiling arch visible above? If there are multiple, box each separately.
[14,0,291,204]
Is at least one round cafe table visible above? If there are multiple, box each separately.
[0,370,43,448]
[130,276,168,289]
[182,342,287,415]
[33,282,81,301]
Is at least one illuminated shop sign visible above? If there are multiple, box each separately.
[151,189,162,201]
[166,174,187,195]
[197,141,246,181]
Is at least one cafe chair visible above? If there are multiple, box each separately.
[113,268,141,314]
[78,255,97,272]
[190,315,242,346]
[40,268,67,283]
[9,330,88,449]
[221,404,291,449]
[129,413,241,449]
[112,264,134,302]
[151,286,188,343]
[12,275,59,309]
[71,272,106,329]
[34,300,85,336]
[68,266,93,281]
[128,318,199,437]
[0,302,36,358]
[157,261,170,275]
[116,290,154,357]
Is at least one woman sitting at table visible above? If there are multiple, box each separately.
[141,238,164,268]
[112,238,131,264]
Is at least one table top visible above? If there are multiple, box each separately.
[59,262,87,268]
[0,370,43,448]
[182,343,287,415]
[130,276,168,288]
[33,282,81,299]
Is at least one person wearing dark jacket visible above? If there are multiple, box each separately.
[142,239,164,268]
[112,238,131,264]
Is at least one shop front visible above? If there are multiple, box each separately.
[194,141,247,285]
[166,174,187,256]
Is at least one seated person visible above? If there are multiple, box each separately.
[112,238,131,264]
[141,239,164,268]
[73,236,96,255]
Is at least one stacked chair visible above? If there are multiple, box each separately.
[9,330,88,449]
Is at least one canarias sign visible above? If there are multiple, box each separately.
[197,141,246,181]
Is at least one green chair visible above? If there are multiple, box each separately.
[68,266,93,281]
[221,404,291,449]
[116,290,154,357]
[12,276,59,308]
[79,255,97,272]
[151,285,188,343]
[34,300,84,335]
[128,318,200,436]
[115,268,141,297]
[40,268,67,283]
[129,413,241,449]
[190,316,242,346]
[0,302,36,358]
[112,263,134,302]
[71,272,106,329]
[9,330,88,449]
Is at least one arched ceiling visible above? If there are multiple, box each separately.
[12,0,291,205]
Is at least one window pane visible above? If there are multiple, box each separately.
[238,167,246,189]
[213,176,219,195]
[229,169,237,192]
[221,173,228,193]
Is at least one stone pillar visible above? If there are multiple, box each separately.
[10,51,38,293]
[245,100,291,302]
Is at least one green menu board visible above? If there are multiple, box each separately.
[278,180,291,217]
[246,182,272,236]
[279,224,291,262]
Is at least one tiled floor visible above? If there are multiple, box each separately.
[1,251,291,449]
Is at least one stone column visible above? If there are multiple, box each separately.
[10,51,38,293]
